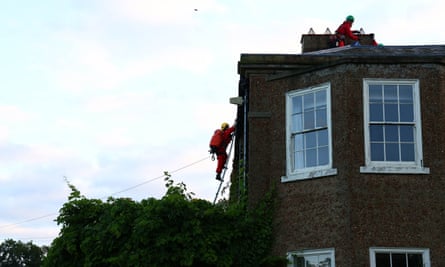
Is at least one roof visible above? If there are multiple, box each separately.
[304,45,445,57]
[238,45,445,77]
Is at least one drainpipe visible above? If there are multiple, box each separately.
[243,85,248,196]
[230,76,248,201]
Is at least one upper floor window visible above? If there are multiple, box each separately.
[370,247,430,267]
[361,79,429,174]
[282,83,337,182]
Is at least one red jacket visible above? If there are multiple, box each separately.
[216,126,235,154]
[335,21,358,41]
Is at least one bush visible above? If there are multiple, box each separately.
[44,173,276,267]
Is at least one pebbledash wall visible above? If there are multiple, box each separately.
[233,38,445,267]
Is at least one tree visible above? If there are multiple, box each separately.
[0,239,47,267]
[44,173,281,267]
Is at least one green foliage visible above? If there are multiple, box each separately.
[259,256,289,267]
[44,172,276,267]
[229,159,247,203]
[0,239,47,267]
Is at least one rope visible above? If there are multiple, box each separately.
[0,155,211,231]
[109,155,210,197]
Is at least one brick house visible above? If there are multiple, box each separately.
[231,34,445,267]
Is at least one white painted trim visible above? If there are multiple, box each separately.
[362,79,429,173]
[360,165,430,174]
[284,83,335,181]
[369,247,430,267]
[281,168,337,182]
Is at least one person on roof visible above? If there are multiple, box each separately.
[209,122,236,181]
[335,15,359,47]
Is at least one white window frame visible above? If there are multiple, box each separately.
[369,247,430,267]
[282,83,337,183]
[287,248,335,267]
[361,79,429,174]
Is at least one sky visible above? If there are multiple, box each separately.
[0,0,444,247]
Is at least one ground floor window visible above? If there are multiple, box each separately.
[287,248,335,267]
[370,247,430,267]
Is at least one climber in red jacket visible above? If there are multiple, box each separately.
[335,15,359,47]
[210,122,236,181]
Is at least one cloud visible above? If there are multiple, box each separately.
[0,143,74,165]
[0,105,35,122]
[2,0,443,248]
[42,30,218,94]
[0,144,224,245]
[0,125,10,141]
[375,2,445,45]
[106,0,227,26]
[83,91,153,113]
[47,35,125,92]
[0,223,60,246]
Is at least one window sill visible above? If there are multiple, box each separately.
[360,165,430,174]
[281,168,337,183]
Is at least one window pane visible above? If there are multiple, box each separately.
[288,87,331,172]
[293,252,333,267]
[294,135,304,170]
[292,113,303,132]
[304,93,314,111]
[371,143,384,161]
[375,253,391,267]
[306,131,317,149]
[385,125,399,142]
[370,125,384,141]
[305,255,319,267]
[399,85,413,103]
[318,129,328,146]
[319,147,329,165]
[400,104,414,122]
[304,111,315,129]
[370,104,383,121]
[384,85,398,102]
[385,104,399,122]
[392,253,407,267]
[369,84,382,101]
[315,90,327,108]
[407,253,423,267]
[295,256,305,267]
[319,256,332,267]
[374,251,425,267]
[401,144,415,161]
[294,151,304,169]
[306,149,317,167]
[294,134,304,151]
[386,143,400,161]
[400,125,414,142]
[366,81,421,165]
[293,96,302,113]
[316,108,327,128]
